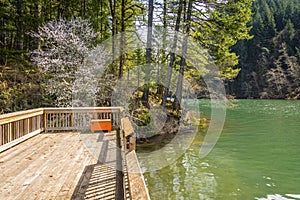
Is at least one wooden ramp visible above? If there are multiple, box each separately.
[0,131,128,200]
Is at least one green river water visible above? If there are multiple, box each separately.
[139,100,300,200]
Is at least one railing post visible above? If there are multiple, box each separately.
[44,110,47,132]
[0,125,2,145]
[70,112,74,128]
[27,118,30,134]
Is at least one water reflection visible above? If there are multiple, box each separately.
[143,153,219,199]
[141,100,300,199]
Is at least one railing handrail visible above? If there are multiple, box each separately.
[0,107,123,124]
[0,108,44,125]
[43,107,123,111]
[0,107,123,115]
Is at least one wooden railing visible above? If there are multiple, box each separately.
[0,108,44,152]
[121,117,136,152]
[0,107,123,152]
[44,107,122,132]
[121,117,150,200]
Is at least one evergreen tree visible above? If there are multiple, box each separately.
[231,0,300,99]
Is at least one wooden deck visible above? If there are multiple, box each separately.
[0,131,128,200]
[0,107,150,200]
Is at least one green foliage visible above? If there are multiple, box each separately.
[0,64,44,114]
[192,0,253,79]
[230,0,300,99]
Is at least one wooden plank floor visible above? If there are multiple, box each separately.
[0,131,125,200]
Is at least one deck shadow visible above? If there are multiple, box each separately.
[71,163,117,200]
[71,131,120,200]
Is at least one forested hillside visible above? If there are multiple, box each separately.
[2,0,299,115]
[230,0,300,99]
[0,0,254,114]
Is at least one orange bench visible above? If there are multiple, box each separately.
[90,119,112,132]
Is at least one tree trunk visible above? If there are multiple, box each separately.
[16,0,24,51]
[109,0,116,60]
[162,0,184,106]
[100,0,103,40]
[33,2,41,50]
[119,0,126,79]
[143,0,154,108]
[175,0,193,109]
[161,0,167,62]
[156,0,167,86]
[82,0,86,18]
[49,0,53,20]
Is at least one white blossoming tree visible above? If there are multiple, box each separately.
[31,18,103,106]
